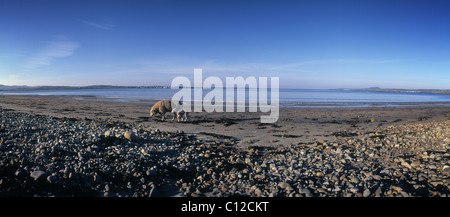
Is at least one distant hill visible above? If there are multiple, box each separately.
[0,84,30,90]
[336,87,450,94]
[0,84,169,91]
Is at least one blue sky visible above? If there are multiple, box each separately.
[1,0,449,89]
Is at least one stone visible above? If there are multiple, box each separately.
[316,172,324,177]
[443,165,450,174]
[372,175,382,180]
[254,174,266,180]
[191,193,200,197]
[349,187,359,193]
[124,131,134,141]
[270,164,277,171]
[401,161,412,170]
[391,186,403,193]
[400,191,409,197]
[363,189,370,197]
[411,160,421,168]
[418,173,427,182]
[375,186,383,197]
[47,175,56,183]
[317,188,326,193]
[380,169,390,175]
[104,130,114,137]
[298,188,311,197]
[278,182,293,191]
[30,170,46,180]
[430,181,442,187]
[350,176,358,183]
[253,186,263,196]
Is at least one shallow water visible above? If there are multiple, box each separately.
[1,88,449,108]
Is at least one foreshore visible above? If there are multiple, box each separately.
[0,95,449,197]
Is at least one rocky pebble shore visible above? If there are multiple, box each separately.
[0,108,449,197]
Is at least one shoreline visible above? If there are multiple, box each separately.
[0,94,449,197]
[0,94,449,147]
[2,92,450,107]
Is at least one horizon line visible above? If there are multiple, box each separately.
[0,84,449,91]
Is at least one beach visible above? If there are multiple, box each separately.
[0,95,449,196]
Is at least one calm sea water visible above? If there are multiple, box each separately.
[1,88,449,107]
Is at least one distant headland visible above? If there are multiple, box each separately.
[0,84,449,94]
[336,87,450,94]
[0,84,169,91]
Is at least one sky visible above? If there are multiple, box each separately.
[1,0,450,89]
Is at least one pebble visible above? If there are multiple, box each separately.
[363,189,370,197]
[278,182,293,191]
[372,175,382,180]
[349,187,359,193]
[254,174,266,180]
[47,175,56,183]
[251,186,263,196]
[0,108,449,197]
[375,187,383,197]
[391,186,403,193]
[298,188,311,197]
[104,130,114,137]
[124,131,134,141]
[411,160,421,168]
[30,170,46,180]
[401,161,412,170]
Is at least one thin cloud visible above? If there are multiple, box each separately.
[131,59,274,75]
[273,59,400,70]
[166,59,400,76]
[109,58,401,81]
[81,19,116,30]
[24,39,79,70]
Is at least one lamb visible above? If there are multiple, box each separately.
[171,103,190,122]
[149,99,189,122]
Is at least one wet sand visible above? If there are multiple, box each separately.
[0,95,448,148]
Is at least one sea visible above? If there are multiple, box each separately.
[1,88,449,108]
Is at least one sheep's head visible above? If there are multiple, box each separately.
[150,108,157,117]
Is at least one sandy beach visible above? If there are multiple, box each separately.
[0,95,449,197]
[1,95,449,147]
